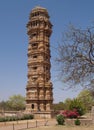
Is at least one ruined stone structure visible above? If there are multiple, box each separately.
[26,6,53,118]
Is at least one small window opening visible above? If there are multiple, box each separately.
[31,104,34,109]
[32,43,38,49]
[33,55,37,58]
[33,67,37,70]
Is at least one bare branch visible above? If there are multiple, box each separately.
[57,24,94,89]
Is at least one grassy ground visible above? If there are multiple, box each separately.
[28,125,94,130]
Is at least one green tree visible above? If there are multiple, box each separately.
[64,98,72,110]
[69,98,85,116]
[53,102,65,111]
[57,24,94,89]
[77,89,94,111]
[8,94,25,111]
[0,101,10,111]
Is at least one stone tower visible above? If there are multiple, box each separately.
[26,6,53,118]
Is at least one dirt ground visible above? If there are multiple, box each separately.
[0,119,94,130]
[28,125,94,130]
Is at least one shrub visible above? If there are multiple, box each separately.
[61,110,69,118]
[62,109,79,119]
[75,119,81,125]
[0,114,34,122]
[67,110,79,119]
[56,114,65,125]
[23,114,34,120]
[0,117,6,122]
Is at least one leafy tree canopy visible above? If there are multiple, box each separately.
[7,94,25,111]
[77,89,94,111]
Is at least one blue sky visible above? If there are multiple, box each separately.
[0,0,94,103]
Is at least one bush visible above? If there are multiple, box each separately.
[23,114,34,120]
[75,119,81,125]
[0,114,34,122]
[56,114,65,125]
[62,109,79,119]
[0,117,6,122]
[67,110,79,119]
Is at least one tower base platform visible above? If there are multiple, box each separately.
[33,111,54,119]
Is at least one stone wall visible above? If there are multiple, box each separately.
[65,119,92,126]
[33,111,54,119]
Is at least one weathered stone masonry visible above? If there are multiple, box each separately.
[26,6,53,117]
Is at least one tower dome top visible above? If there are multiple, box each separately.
[32,6,47,11]
[33,6,46,9]
[29,6,49,19]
